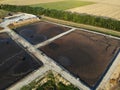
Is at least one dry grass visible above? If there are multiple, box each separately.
[102,63,120,90]
[68,0,120,20]
[8,18,40,29]
[83,0,120,6]
[42,16,120,38]
[0,0,64,5]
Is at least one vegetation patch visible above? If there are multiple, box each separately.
[42,16,120,38]
[21,71,79,90]
[0,9,9,18]
[0,5,120,32]
[31,0,94,10]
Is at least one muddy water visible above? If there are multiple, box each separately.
[0,33,43,90]
[40,30,120,87]
[14,21,70,45]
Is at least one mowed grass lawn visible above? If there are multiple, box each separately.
[31,0,94,10]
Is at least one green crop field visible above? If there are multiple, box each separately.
[31,0,94,10]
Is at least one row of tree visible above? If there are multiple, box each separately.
[0,4,120,31]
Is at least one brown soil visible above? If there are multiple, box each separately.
[40,30,120,87]
[0,33,43,90]
[15,21,70,45]
[0,27,4,30]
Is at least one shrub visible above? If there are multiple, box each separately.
[0,4,120,31]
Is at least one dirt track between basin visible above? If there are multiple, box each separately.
[15,21,70,45]
[40,30,120,87]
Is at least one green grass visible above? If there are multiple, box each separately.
[0,9,10,18]
[0,9,10,22]
[31,0,94,10]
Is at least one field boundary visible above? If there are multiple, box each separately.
[1,5,120,31]
[42,16,120,38]
[8,18,40,29]
[31,0,94,10]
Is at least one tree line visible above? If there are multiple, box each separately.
[0,4,120,31]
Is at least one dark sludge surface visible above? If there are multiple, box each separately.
[14,21,70,45]
[0,33,43,90]
[39,30,120,88]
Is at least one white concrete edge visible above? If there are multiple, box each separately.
[43,20,120,40]
[6,28,89,90]
[78,28,120,40]
[6,29,49,64]
[43,20,74,29]
[96,51,120,90]
[41,53,90,90]
[34,28,76,48]
[1,14,120,90]
[51,62,90,90]
[6,20,120,89]
[7,65,50,90]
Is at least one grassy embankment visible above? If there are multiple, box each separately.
[42,16,120,38]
